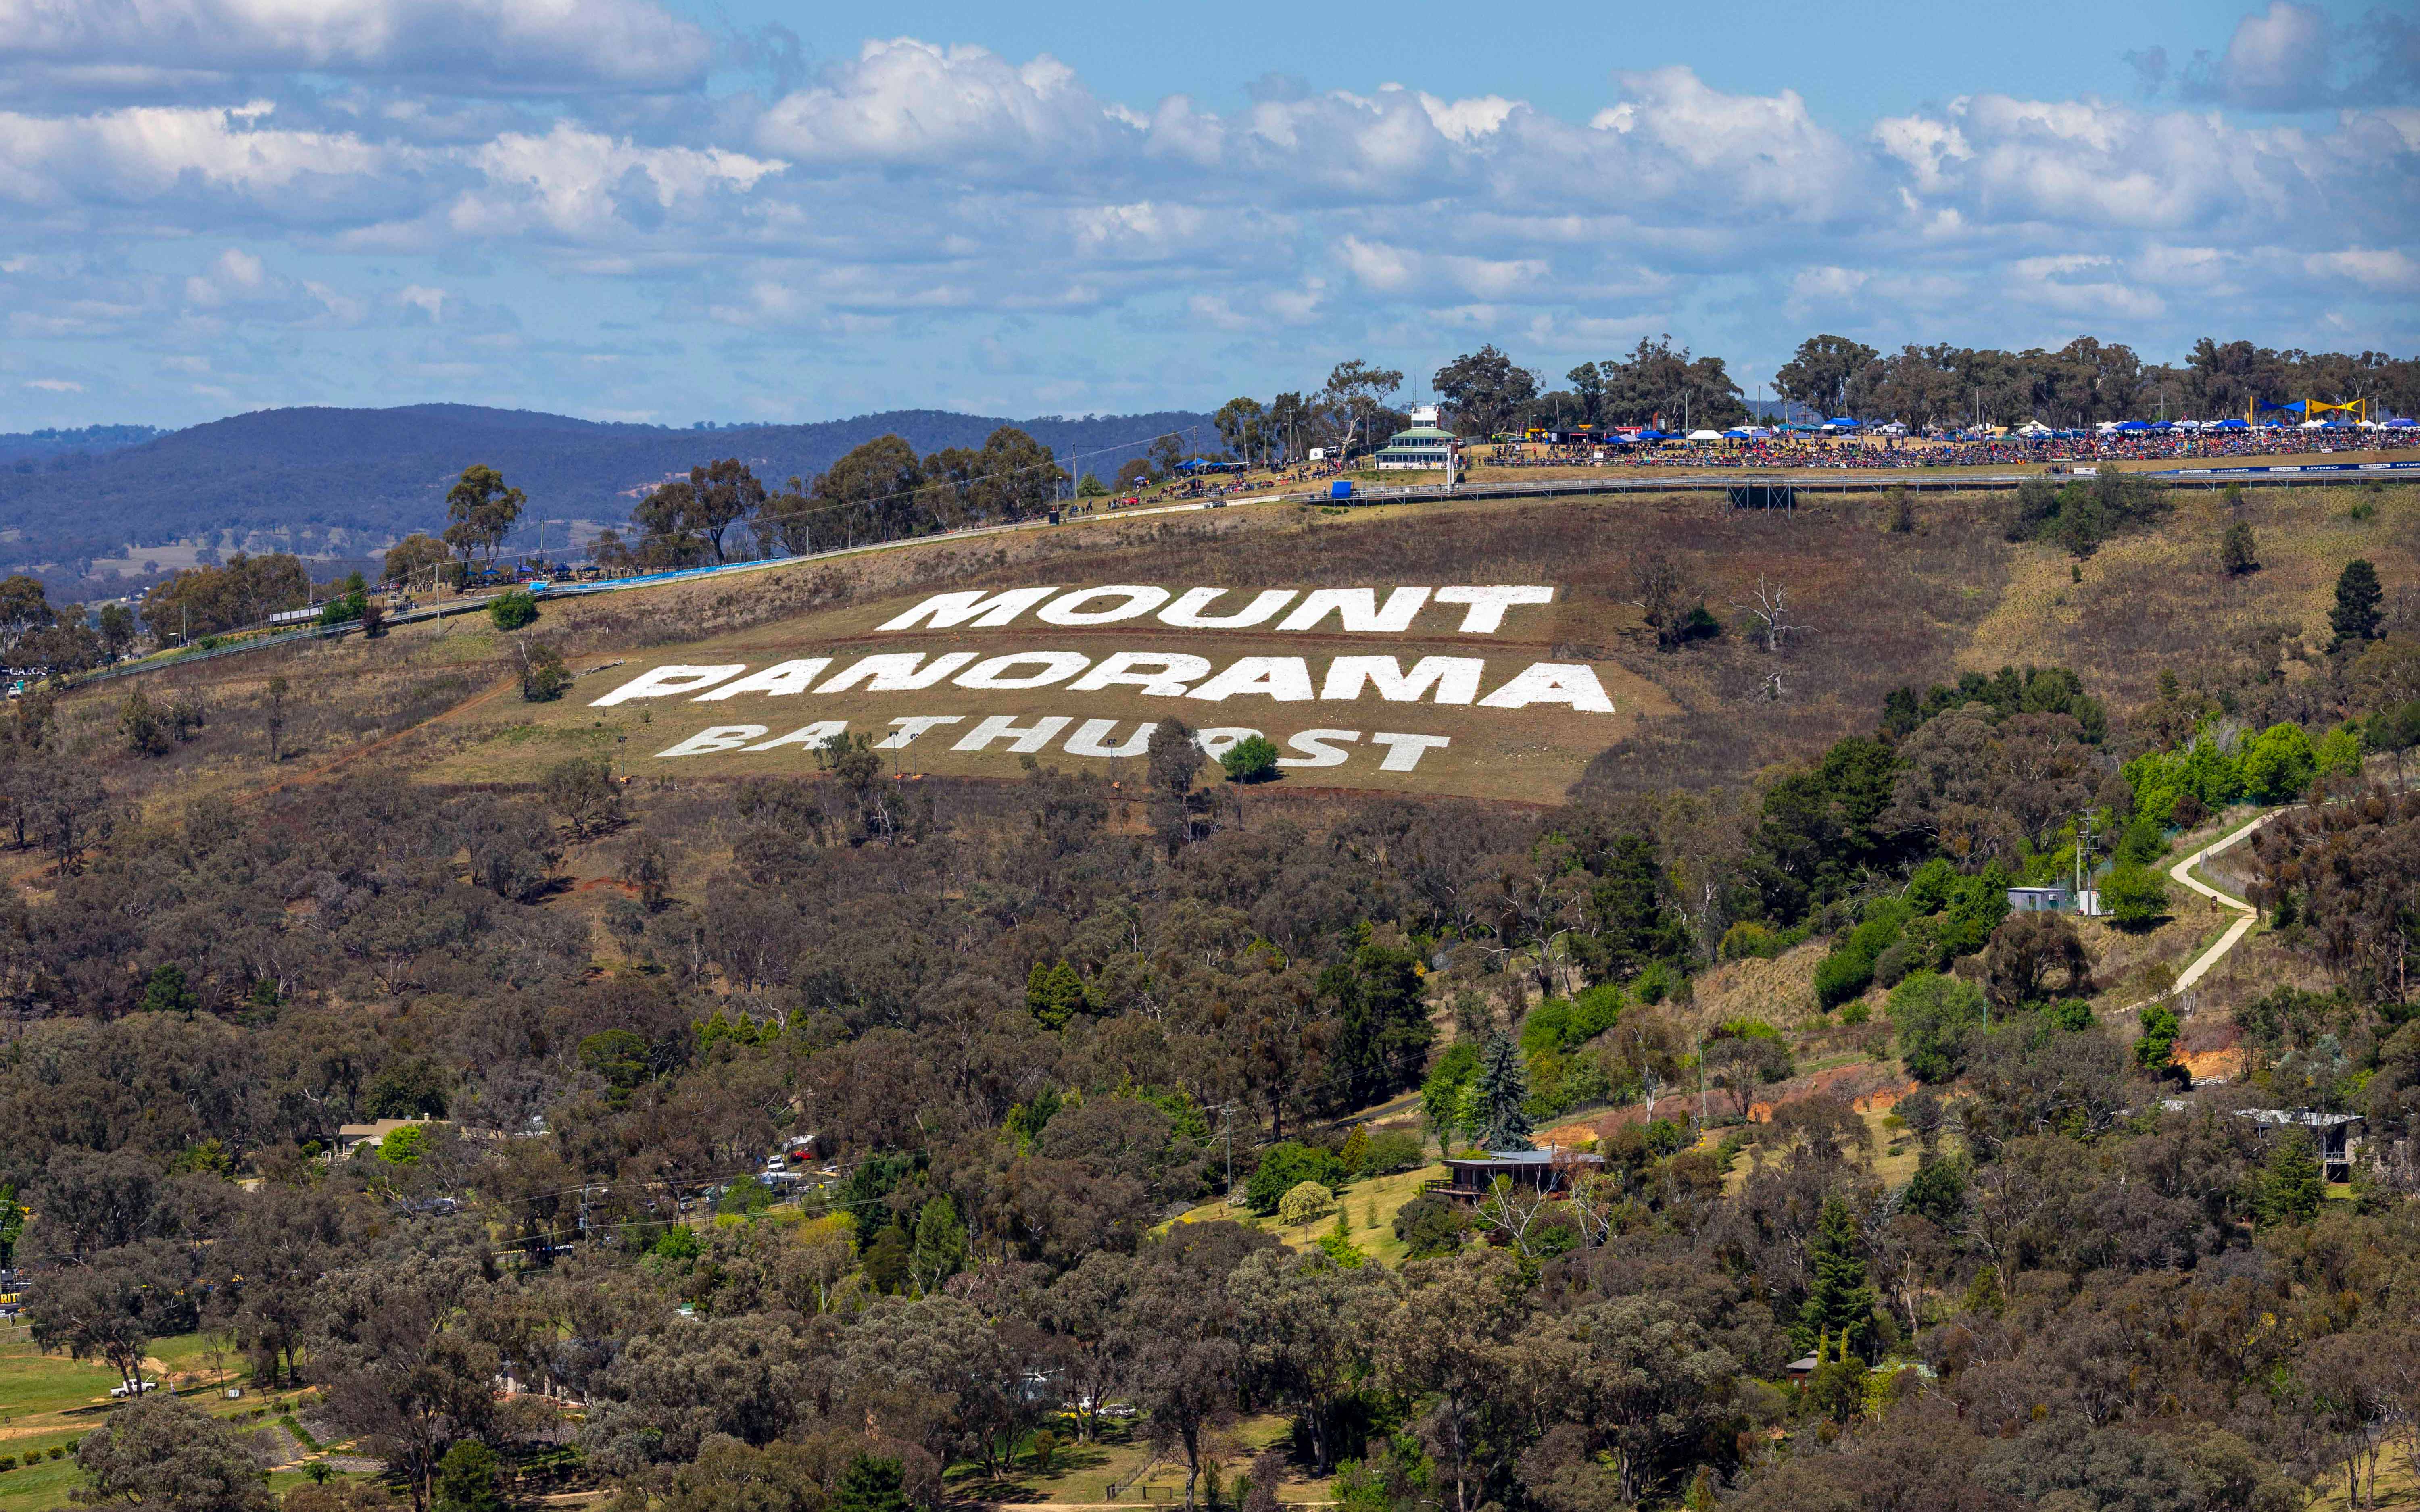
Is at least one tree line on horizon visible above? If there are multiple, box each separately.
[1200,335,2420,456]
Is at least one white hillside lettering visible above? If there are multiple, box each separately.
[872,583,1558,636]
[877,586,1060,631]
[817,652,979,692]
[1277,587,1432,633]
[1477,662,1616,712]
[592,664,745,706]
[1434,585,1556,633]
[1067,652,1211,696]
[1322,655,1484,704]
[694,658,831,700]
[1034,586,1171,624]
[1188,656,1316,703]
[1158,587,1298,627]
[953,652,1091,689]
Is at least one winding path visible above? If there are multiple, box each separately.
[2158,809,2279,999]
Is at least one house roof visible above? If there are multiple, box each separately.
[334,1117,439,1143]
[1445,1146,1604,1167]
[2235,1108,2363,1128]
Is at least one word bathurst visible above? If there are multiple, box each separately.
[588,584,1608,772]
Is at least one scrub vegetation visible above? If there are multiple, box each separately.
[6,482,2420,1512]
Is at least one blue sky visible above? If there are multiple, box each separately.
[0,0,2414,430]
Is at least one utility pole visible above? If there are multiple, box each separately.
[2074,812,2099,916]
[1693,1033,1705,1141]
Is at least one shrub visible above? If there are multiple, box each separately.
[2115,814,2167,866]
[1718,921,1786,960]
[2046,999,2095,1031]
[2101,863,2170,931]
[1631,960,1675,1004]
[1871,939,1915,989]
[1815,897,1915,1010]
[1277,1180,1333,1226]
[715,1175,775,1215]
[488,588,540,631]
[2314,722,2364,781]
[1814,949,1876,1011]
[1219,734,1282,783]
[1359,1128,1426,1175]
[1889,971,1986,1083]
[2220,522,2259,575]
[1392,1193,1465,1259]
[1245,1141,1347,1214]
[520,641,572,701]
[2240,723,2316,803]
[1520,985,1622,1054]
[2333,559,2383,645]
[1420,1043,1480,1141]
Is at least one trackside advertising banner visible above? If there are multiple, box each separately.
[582,584,1664,787]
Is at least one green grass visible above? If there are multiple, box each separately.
[945,1412,1319,1507]
[0,1325,332,1511]
[1165,1164,1446,1268]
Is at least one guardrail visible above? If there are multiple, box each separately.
[39,460,2420,692]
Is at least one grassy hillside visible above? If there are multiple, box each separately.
[38,476,2420,819]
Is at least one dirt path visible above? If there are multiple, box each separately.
[2160,809,2276,998]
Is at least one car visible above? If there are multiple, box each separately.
[109,1380,159,1398]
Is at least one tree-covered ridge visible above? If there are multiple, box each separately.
[0,405,1215,581]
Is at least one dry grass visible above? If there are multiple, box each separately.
[28,479,2420,823]
[1963,481,2420,708]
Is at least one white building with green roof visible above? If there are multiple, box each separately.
[1373,424,1455,471]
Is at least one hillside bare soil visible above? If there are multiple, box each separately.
[38,478,2419,814]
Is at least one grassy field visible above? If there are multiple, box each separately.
[943,1412,1327,1508]
[1166,1164,1447,1270]
[0,1324,377,1512]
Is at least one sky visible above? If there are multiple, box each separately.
[0,0,2416,431]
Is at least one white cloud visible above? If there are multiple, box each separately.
[0,0,712,91]
[0,23,2410,424]
[1791,266,1870,302]
[2184,1,2333,110]
[0,101,398,212]
[454,122,783,238]
[2304,248,2420,291]
[1415,91,1518,144]
[23,377,83,391]
[756,38,1132,168]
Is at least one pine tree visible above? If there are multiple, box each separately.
[908,1194,968,1293]
[2332,558,2384,644]
[1799,1195,1877,1352]
[2220,522,2258,575]
[837,1456,911,1512]
[432,1441,504,1512]
[1025,960,1086,1029]
[1473,1033,1533,1151]
[2261,1126,2323,1227]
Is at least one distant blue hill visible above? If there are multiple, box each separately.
[0,423,163,466]
[0,403,1215,572]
